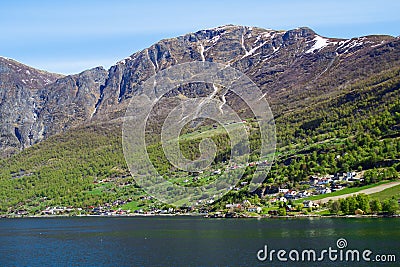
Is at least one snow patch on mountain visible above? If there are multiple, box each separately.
[306,36,337,53]
[209,35,221,44]
[199,44,205,62]
[241,41,268,59]
[337,39,365,53]
[371,40,387,48]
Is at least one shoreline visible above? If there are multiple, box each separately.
[1,213,398,219]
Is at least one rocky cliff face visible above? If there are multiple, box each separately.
[33,67,108,139]
[0,57,63,155]
[0,25,399,155]
[0,56,107,155]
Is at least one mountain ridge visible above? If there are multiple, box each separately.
[0,25,399,155]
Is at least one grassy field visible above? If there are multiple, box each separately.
[370,184,400,201]
[120,201,141,211]
[295,181,392,203]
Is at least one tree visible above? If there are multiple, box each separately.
[355,194,370,214]
[387,167,399,180]
[329,200,340,215]
[278,207,286,216]
[348,197,358,214]
[340,198,349,214]
[382,198,399,215]
[370,199,382,214]
[296,203,304,212]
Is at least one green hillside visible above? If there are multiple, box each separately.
[0,66,399,215]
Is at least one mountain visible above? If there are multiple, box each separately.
[0,56,108,156]
[0,57,63,155]
[1,25,399,156]
[0,25,399,214]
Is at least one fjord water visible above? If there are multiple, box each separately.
[0,217,398,266]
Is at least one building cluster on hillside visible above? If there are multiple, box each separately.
[41,206,78,215]
[225,200,262,214]
[266,171,363,204]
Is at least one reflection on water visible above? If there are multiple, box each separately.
[0,217,398,266]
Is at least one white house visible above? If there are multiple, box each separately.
[318,177,332,185]
[284,190,298,199]
[279,197,287,203]
[303,200,319,208]
[226,203,242,209]
[247,206,262,213]
[213,169,221,175]
[317,187,332,194]
[296,191,311,198]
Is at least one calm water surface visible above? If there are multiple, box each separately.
[0,217,398,266]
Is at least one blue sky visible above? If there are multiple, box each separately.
[1,0,399,74]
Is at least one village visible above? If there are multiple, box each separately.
[7,169,366,218]
[207,171,364,217]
